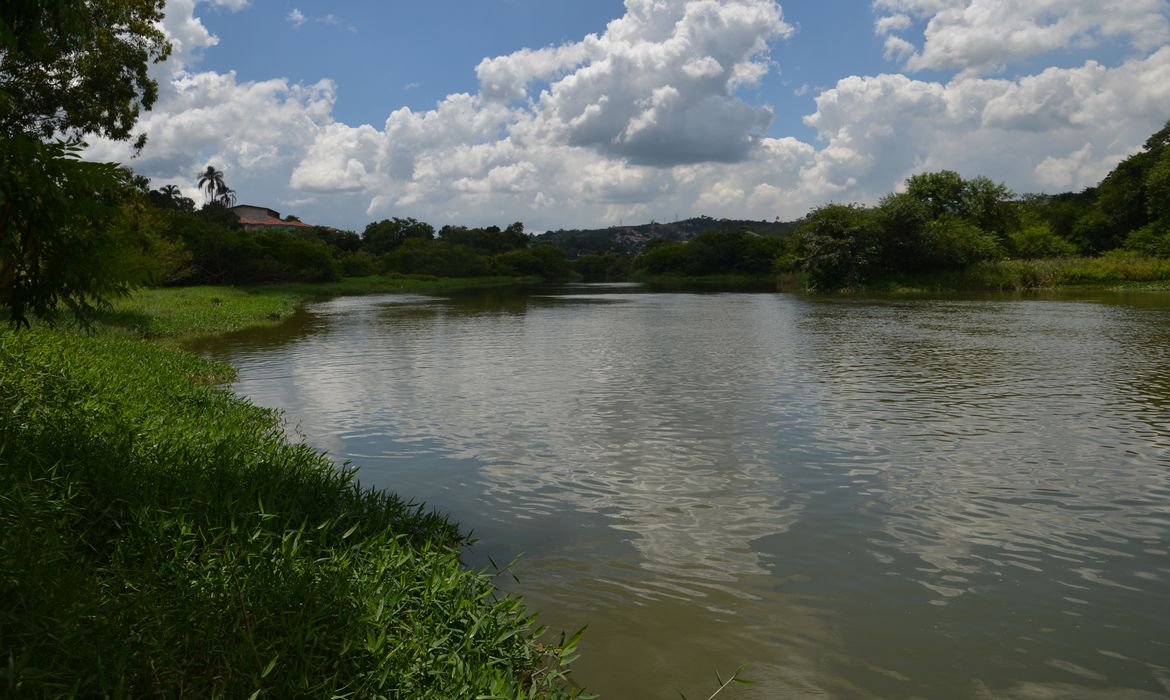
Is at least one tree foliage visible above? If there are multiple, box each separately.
[362,217,435,254]
[0,0,170,144]
[1,0,172,326]
[0,139,142,326]
[796,171,1014,288]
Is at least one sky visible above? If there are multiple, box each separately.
[86,0,1170,233]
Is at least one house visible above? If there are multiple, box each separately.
[229,204,314,231]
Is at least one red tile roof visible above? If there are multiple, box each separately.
[237,216,314,229]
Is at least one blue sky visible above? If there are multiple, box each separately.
[89,0,1170,232]
[194,0,893,142]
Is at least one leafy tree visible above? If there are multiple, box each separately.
[633,240,687,274]
[491,244,573,280]
[383,239,489,277]
[439,223,530,254]
[1,0,173,326]
[1144,148,1170,222]
[0,140,141,325]
[920,215,1001,268]
[960,176,1018,240]
[1122,221,1170,258]
[905,170,967,219]
[0,0,170,144]
[873,192,931,273]
[797,204,882,288]
[1007,221,1078,259]
[362,217,434,254]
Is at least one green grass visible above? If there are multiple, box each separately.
[89,275,538,340]
[829,256,1170,293]
[0,329,583,698]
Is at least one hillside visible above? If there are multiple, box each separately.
[537,216,798,257]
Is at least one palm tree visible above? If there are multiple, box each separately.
[159,184,181,204]
[216,187,237,208]
[197,165,226,204]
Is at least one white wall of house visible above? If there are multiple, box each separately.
[230,205,281,220]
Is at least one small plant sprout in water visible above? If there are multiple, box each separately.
[678,664,754,700]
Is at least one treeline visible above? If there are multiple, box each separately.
[133,191,576,285]
[789,119,1170,288]
[567,118,1170,288]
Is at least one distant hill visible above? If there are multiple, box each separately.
[537,216,798,257]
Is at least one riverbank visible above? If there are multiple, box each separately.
[93,274,539,340]
[861,256,1170,293]
[0,277,581,698]
[627,256,1170,294]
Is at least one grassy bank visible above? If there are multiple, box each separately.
[93,274,536,340]
[857,256,1170,293]
[1,292,581,696]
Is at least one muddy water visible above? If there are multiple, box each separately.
[190,287,1170,699]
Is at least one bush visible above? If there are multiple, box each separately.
[920,215,1002,269]
[339,250,381,277]
[491,244,574,280]
[573,252,632,281]
[1123,221,1170,258]
[383,239,491,277]
[1008,221,1079,259]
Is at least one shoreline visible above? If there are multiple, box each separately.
[1,275,583,698]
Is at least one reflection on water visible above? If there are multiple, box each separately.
[194,288,1170,699]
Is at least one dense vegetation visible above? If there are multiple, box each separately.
[0,329,582,697]
[785,124,1170,289]
[540,216,797,257]
[120,197,577,289]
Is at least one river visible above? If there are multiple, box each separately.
[188,285,1170,699]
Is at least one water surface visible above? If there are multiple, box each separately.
[190,286,1170,699]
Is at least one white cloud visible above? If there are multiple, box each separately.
[875,13,912,36]
[287,9,306,28]
[1034,144,1103,191]
[799,47,1170,202]
[82,0,1170,232]
[873,0,1170,74]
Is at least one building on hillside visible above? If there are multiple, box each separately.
[229,204,315,231]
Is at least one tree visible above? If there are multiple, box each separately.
[905,171,967,219]
[362,218,435,254]
[1,0,173,326]
[1,0,170,145]
[0,140,141,326]
[797,204,882,288]
[198,166,229,204]
[148,184,195,212]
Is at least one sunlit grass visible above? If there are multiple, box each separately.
[90,275,537,340]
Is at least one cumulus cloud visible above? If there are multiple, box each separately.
[874,0,1170,74]
[800,47,1170,200]
[81,0,1170,232]
[287,9,306,28]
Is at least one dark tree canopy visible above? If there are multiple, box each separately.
[0,140,139,326]
[1,0,172,326]
[0,0,170,144]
